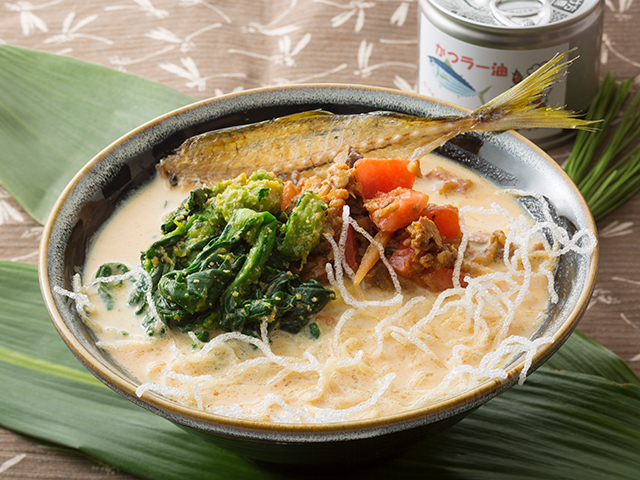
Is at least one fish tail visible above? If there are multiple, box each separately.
[477,85,492,105]
[470,51,598,132]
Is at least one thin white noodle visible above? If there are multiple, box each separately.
[337,205,356,281]
[324,240,402,309]
[265,393,316,423]
[73,186,596,423]
[374,295,427,356]
[324,205,403,309]
[343,207,403,295]
[388,327,448,368]
[331,308,356,355]
[54,274,95,323]
[207,404,245,418]
[165,370,204,410]
[314,373,396,423]
[198,330,321,374]
[136,382,188,399]
[256,373,397,424]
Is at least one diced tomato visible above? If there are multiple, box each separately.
[366,187,430,232]
[390,247,466,292]
[420,205,461,240]
[281,181,299,211]
[344,224,359,271]
[390,245,452,289]
[354,158,417,199]
[422,267,455,291]
[389,244,415,277]
[423,267,468,291]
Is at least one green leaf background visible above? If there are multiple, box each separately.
[0,45,194,224]
[0,44,638,479]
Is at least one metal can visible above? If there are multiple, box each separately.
[418,0,604,147]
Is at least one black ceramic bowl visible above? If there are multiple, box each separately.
[39,84,598,465]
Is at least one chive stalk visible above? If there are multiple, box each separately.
[563,73,640,221]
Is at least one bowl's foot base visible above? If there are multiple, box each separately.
[244,452,400,476]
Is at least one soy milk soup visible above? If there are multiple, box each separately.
[79,153,572,423]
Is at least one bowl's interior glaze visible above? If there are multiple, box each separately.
[40,85,597,465]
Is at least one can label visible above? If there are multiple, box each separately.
[418,18,569,112]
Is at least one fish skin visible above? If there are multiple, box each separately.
[428,56,477,97]
[159,112,472,186]
[159,52,596,187]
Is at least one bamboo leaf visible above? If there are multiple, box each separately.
[0,344,103,387]
[397,370,640,480]
[0,262,279,480]
[546,330,640,386]
[0,262,91,371]
[1,261,639,479]
[0,361,282,480]
[0,46,638,480]
[0,45,196,224]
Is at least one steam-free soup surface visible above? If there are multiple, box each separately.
[82,154,554,423]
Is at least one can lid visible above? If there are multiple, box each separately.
[491,0,552,27]
[424,0,600,28]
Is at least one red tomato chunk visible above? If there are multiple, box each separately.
[354,158,417,199]
[365,187,430,232]
[420,205,462,240]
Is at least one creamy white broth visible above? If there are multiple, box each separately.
[82,154,557,423]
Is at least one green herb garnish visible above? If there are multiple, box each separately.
[100,170,334,339]
[564,73,640,221]
[94,262,130,310]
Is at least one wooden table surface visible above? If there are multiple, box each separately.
[1,0,639,478]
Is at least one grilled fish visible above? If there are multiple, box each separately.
[159,52,594,186]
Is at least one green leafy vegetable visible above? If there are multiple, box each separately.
[217,209,280,331]
[564,73,640,220]
[215,170,285,222]
[236,271,336,335]
[2,262,640,480]
[94,262,130,310]
[278,190,327,261]
[0,46,638,480]
[309,322,321,339]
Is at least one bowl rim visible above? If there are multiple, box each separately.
[38,82,599,438]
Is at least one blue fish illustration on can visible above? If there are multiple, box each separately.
[428,56,490,103]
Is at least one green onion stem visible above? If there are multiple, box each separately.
[579,91,640,196]
[587,169,619,207]
[564,73,640,221]
[590,150,640,219]
[564,73,632,184]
